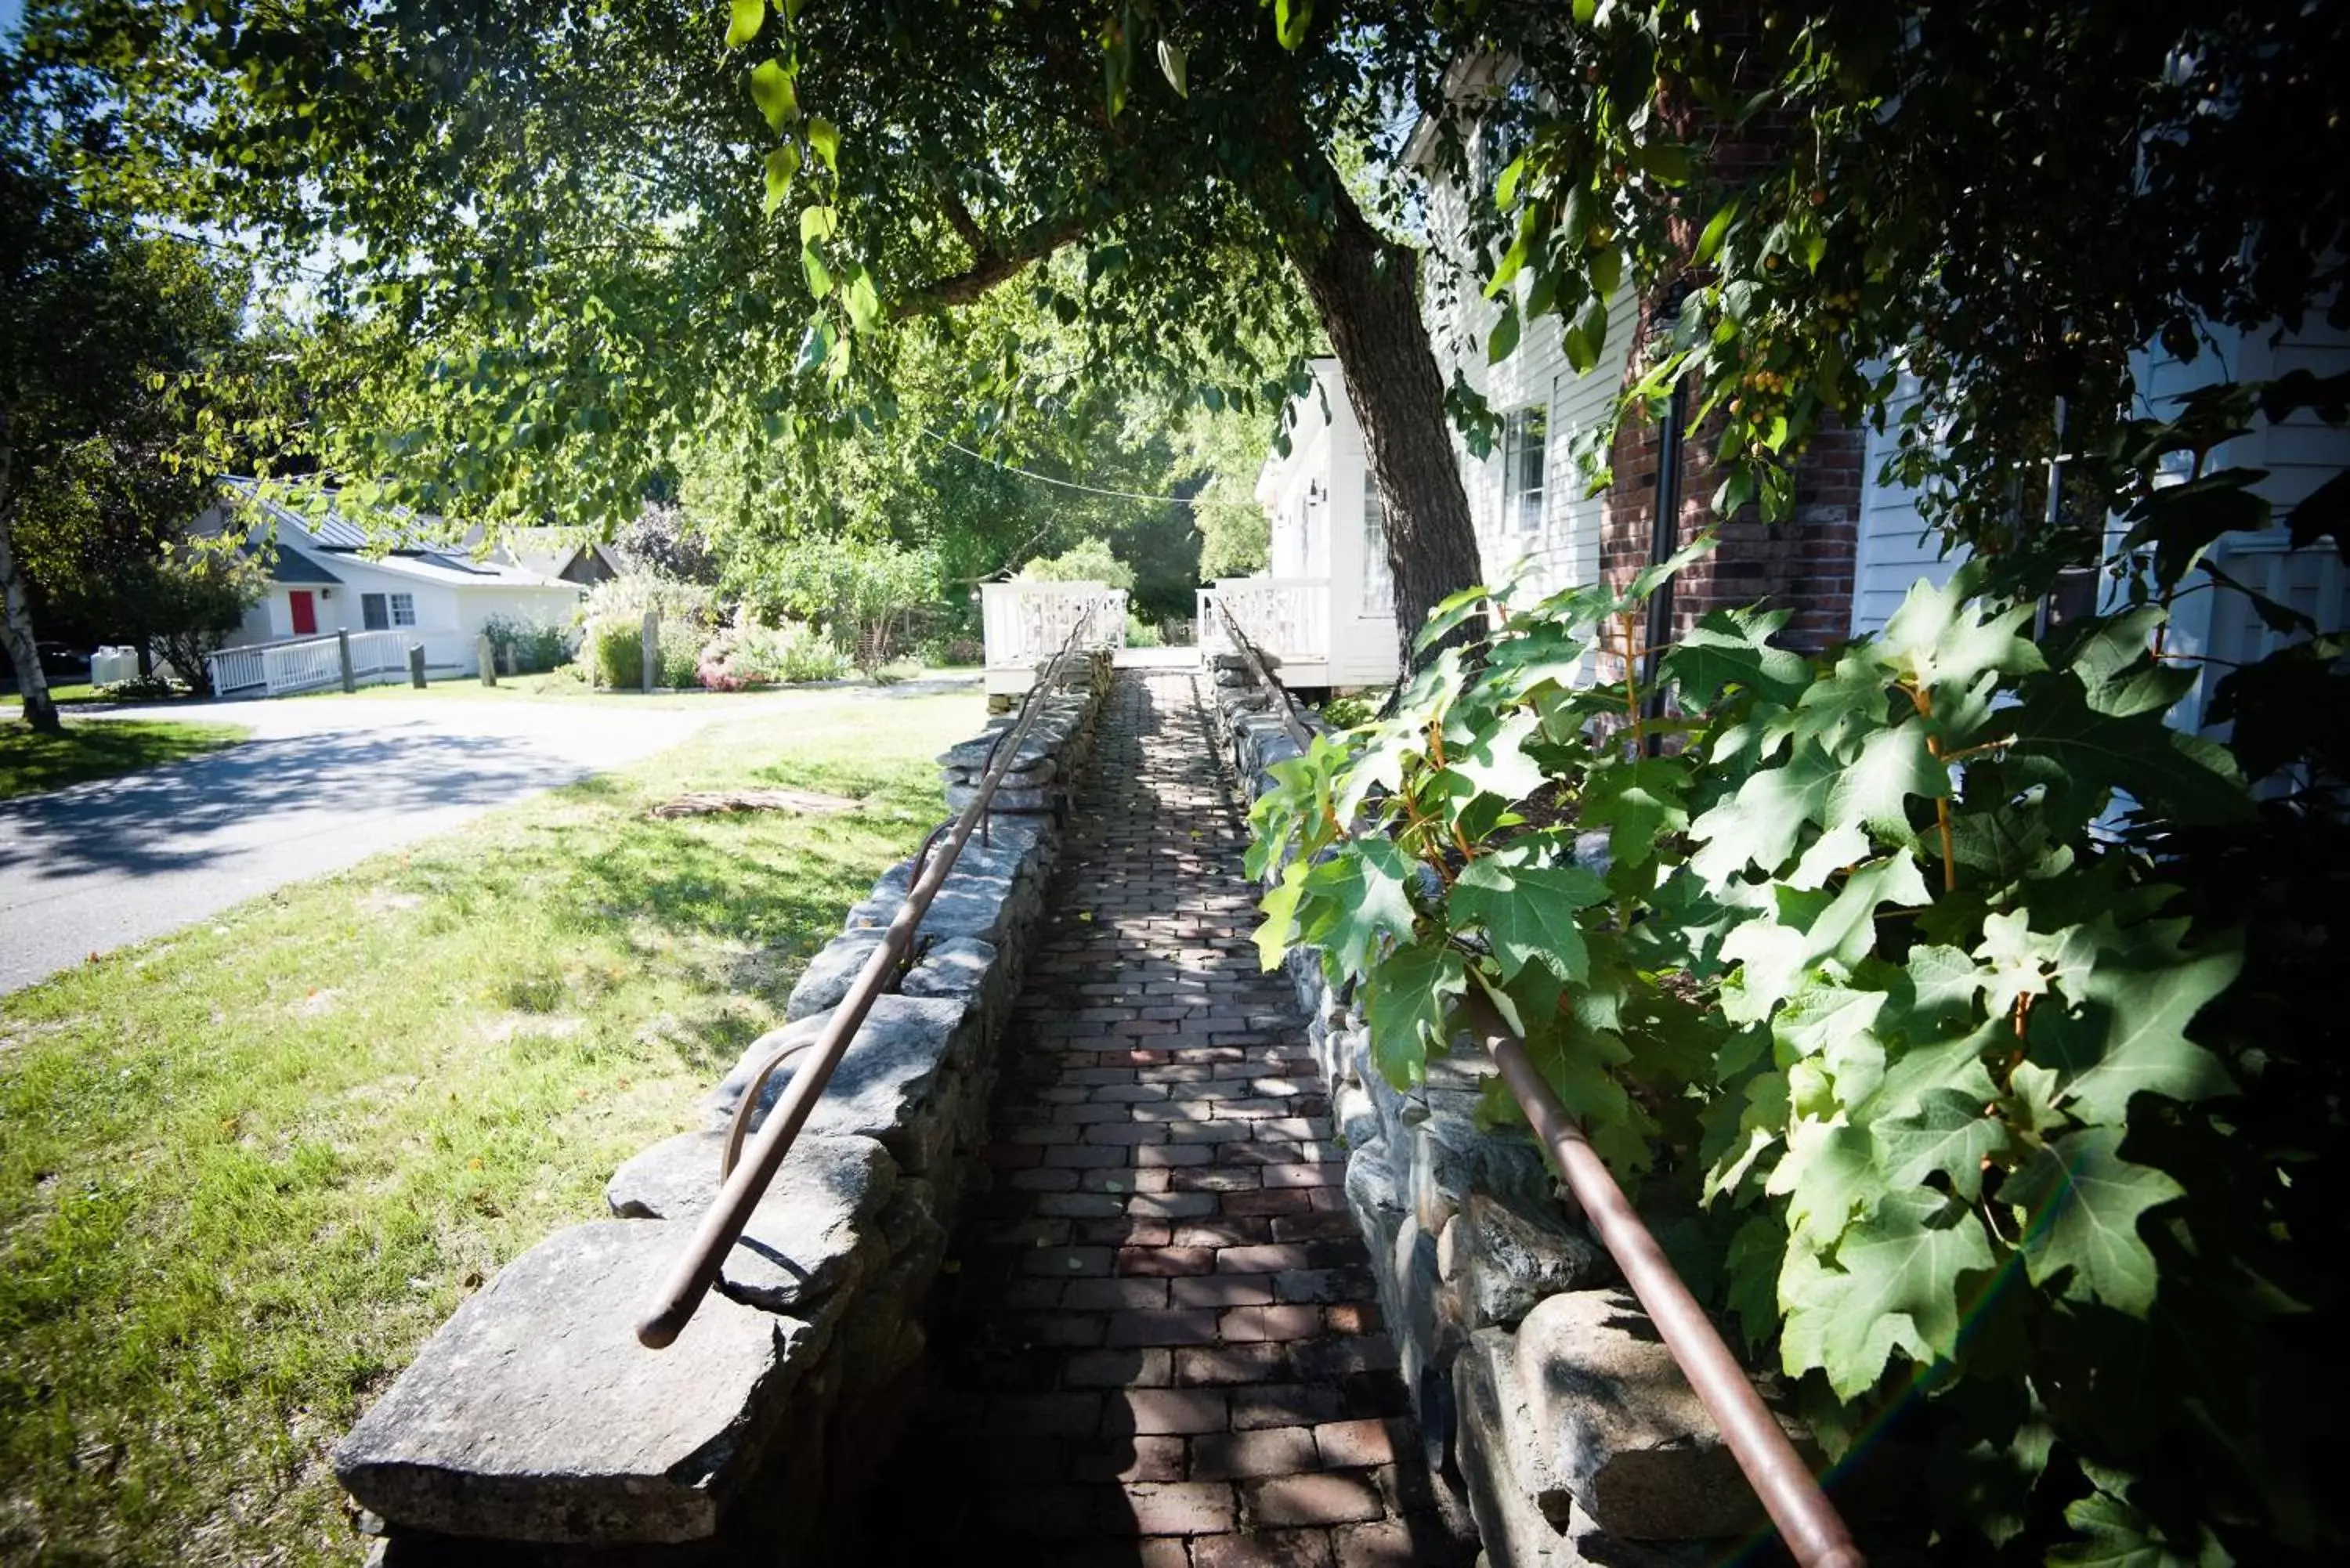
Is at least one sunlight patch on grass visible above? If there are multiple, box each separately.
[0,717,248,800]
[0,692,978,1564]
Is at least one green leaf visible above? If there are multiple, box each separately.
[1661,606,1810,710]
[793,316,833,375]
[2005,676,2250,833]
[841,264,880,331]
[1155,38,1188,96]
[798,204,839,244]
[1488,305,1522,364]
[1364,941,1465,1088]
[1904,944,1985,1021]
[2029,948,2240,1122]
[1449,859,1608,983]
[1273,0,1312,50]
[1770,1119,1878,1248]
[1697,201,1737,262]
[749,59,797,132]
[1579,757,1691,868]
[1780,1189,1994,1396]
[1254,858,1309,972]
[2003,1126,2182,1316]
[1688,742,1841,881]
[1563,291,1609,374]
[805,115,841,172]
[1825,718,1945,841]
[761,143,801,216]
[2049,1487,2218,1568]
[1877,1086,2012,1201]
[1447,709,1548,805]
[725,0,765,49]
[1297,837,1419,980]
[800,242,833,299]
[1493,154,1526,211]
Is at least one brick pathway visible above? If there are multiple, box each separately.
[861,671,1473,1566]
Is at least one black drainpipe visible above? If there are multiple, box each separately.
[1641,289,1692,733]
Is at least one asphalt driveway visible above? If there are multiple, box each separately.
[0,682,974,994]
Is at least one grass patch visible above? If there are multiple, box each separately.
[0,692,978,1565]
[0,718,248,800]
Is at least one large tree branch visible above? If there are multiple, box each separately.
[892,207,1097,319]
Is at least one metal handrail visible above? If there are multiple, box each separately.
[636,613,1101,1349]
[1481,1016,1863,1568]
[1228,645,1863,1568]
[1209,594,1315,757]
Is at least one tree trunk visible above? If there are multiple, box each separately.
[0,413,62,733]
[1275,160,1485,671]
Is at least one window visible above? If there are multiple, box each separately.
[1361,470,1394,616]
[362,592,418,630]
[1502,406,1548,535]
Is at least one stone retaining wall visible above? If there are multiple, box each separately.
[334,656,1114,1563]
[1204,654,1814,1567]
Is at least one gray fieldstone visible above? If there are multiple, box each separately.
[938,732,1057,775]
[1463,1189,1612,1329]
[785,931,887,1022]
[1514,1288,1813,1541]
[1454,1328,1574,1567]
[944,782,1055,815]
[705,995,978,1174]
[900,935,1000,1006]
[845,877,1031,948]
[606,1130,895,1313]
[333,1219,834,1544]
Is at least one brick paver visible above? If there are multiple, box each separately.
[861,671,1473,1566]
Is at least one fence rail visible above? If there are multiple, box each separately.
[1226,641,1864,1568]
[981,581,1127,674]
[1197,577,1329,661]
[207,629,444,697]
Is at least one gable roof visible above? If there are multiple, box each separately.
[215,479,580,593]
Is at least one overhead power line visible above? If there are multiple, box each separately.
[917,427,1203,504]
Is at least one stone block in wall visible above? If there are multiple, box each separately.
[1454,1327,1574,1567]
[706,996,981,1176]
[786,931,887,1021]
[1460,1189,1611,1329]
[942,783,1056,815]
[1514,1288,1812,1541]
[900,934,1000,1010]
[334,1219,839,1545]
[606,1131,895,1314]
[844,875,1036,949]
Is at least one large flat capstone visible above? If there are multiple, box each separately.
[704,995,978,1172]
[607,1131,895,1312]
[1515,1288,1811,1540]
[333,1219,832,1545]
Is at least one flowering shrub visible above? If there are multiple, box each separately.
[695,616,848,688]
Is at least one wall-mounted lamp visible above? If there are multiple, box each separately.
[319,588,334,600]
[1306,479,1325,504]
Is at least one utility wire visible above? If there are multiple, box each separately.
[917,426,1205,504]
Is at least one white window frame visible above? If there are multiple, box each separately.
[389,592,417,628]
[1502,406,1548,536]
[360,592,390,630]
[1361,470,1394,616]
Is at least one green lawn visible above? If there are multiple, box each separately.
[0,692,978,1565]
[0,717,248,800]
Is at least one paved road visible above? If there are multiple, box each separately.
[0,681,976,995]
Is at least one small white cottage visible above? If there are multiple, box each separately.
[201,480,591,693]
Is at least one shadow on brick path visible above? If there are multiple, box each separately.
[856,670,1477,1566]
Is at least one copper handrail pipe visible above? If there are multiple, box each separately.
[1208,594,1316,755]
[1213,609,1862,1566]
[636,616,1098,1349]
[1480,1015,1865,1568]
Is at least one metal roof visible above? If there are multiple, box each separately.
[217,479,578,592]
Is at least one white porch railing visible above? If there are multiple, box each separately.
[208,629,435,697]
[981,582,1127,672]
[1197,578,1329,660]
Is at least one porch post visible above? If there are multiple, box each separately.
[337,630,356,693]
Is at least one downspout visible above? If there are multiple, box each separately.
[1642,291,1690,732]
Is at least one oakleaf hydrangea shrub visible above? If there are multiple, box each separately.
[1247,544,2333,1564]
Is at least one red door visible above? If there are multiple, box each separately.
[289,591,316,635]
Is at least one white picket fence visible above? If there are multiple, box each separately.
[207,630,423,697]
